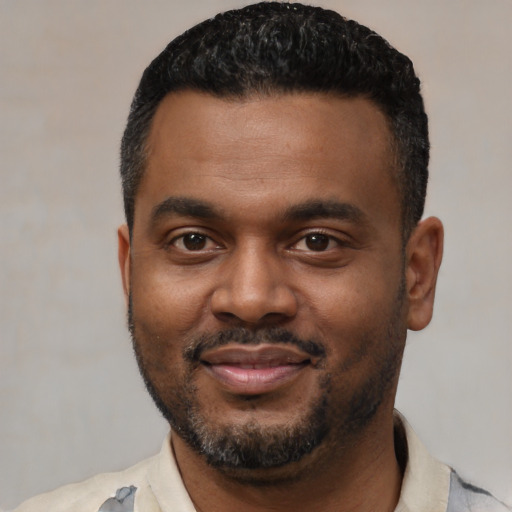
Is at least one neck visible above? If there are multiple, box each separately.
[172,409,402,512]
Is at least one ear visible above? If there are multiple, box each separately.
[405,217,444,331]
[117,224,131,306]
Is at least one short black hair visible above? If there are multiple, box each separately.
[121,2,428,236]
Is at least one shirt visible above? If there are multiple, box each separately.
[13,413,511,512]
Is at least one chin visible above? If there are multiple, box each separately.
[178,392,331,472]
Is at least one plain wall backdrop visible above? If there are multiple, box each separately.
[1,0,511,509]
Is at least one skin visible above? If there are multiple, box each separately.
[118,91,443,512]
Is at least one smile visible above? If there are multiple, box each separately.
[199,344,314,395]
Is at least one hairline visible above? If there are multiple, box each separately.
[129,87,410,240]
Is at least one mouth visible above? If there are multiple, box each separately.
[199,344,316,395]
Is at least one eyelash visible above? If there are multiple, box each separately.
[290,230,346,252]
[166,229,348,254]
[168,231,222,252]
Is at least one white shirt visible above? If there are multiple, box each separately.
[13,413,510,512]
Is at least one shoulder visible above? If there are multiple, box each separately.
[12,456,156,512]
[447,471,512,512]
[394,412,511,512]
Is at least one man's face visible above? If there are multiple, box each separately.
[120,91,409,479]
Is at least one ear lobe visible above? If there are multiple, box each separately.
[117,224,131,306]
[405,217,444,331]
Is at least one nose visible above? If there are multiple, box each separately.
[210,244,298,325]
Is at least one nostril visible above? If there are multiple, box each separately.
[213,310,295,328]
[210,271,298,324]
[213,311,239,322]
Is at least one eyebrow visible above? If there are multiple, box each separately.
[283,200,366,224]
[151,196,222,225]
[150,196,366,227]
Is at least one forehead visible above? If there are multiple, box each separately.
[147,90,393,166]
[136,90,399,230]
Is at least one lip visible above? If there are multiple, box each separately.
[200,344,313,395]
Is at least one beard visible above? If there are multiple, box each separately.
[128,280,406,479]
[132,324,331,473]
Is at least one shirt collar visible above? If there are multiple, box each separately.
[148,412,451,512]
[394,411,451,512]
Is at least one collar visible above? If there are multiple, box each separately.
[394,411,451,512]
[148,412,451,512]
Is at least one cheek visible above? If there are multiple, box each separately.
[130,261,214,336]
[298,265,402,349]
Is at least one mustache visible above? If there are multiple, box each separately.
[183,327,326,363]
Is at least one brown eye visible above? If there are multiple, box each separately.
[305,233,330,251]
[179,233,208,251]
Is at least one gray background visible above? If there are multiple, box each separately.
[1,0,511,509]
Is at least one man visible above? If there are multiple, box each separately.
[13,2,510,511]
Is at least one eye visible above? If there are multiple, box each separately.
[304,233,330,251]
[171,232,218,251]
[293,232,340,252]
